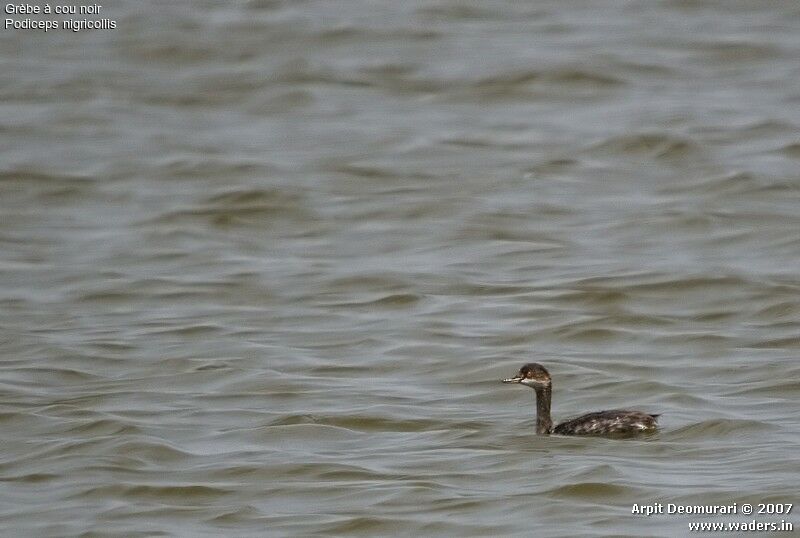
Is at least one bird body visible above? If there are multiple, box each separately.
[552,409,659,435]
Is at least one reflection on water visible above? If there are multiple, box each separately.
[1,0,799,536]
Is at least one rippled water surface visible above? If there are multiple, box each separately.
[2,1,800,536]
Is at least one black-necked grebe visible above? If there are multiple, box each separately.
[502,363,659,436]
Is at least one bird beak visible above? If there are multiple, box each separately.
[502,375,523,384]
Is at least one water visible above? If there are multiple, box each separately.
[2,1,800,536]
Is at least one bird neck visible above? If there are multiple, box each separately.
[534,385,553,434]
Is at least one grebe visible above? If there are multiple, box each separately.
[502,363,659,436]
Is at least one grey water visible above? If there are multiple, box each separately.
[1,1,800,536]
